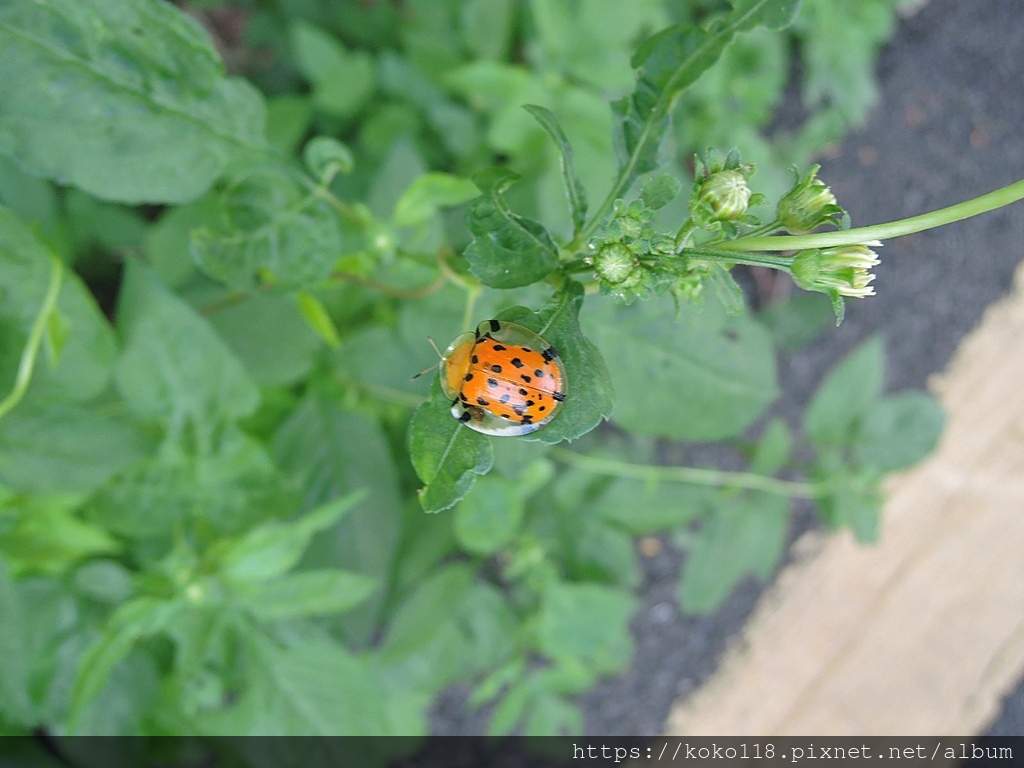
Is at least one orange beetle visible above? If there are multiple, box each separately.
[437,319,567,436]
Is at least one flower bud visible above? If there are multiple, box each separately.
[777,165,844,233]
[791,244,880,298]
[695,169,751,223]
[594,242,640,286]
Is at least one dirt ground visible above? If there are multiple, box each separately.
[430,0,1024,738]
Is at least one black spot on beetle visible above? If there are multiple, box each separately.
[539,405,546,412]
[521,347,532,353]
[487,378,498,387]
[552,391,566,402]
[518,388,528,396]
[471,355,479,364]
[476,397,489,406]
[525,400,535,407]
[510,357,525,368]
[490,364,502,373]
[492,344,507,352]
[464,373,474,382]
[541,346,558,361]
[534,369,544,377]
[499,394,511,404]
[521,374,532,383]
[521,414,533,424]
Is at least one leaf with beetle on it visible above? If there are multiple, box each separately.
[408,380,495,513]
[463,167,561,289]
[495,280,615,444]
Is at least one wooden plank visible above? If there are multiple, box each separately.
[666,261,1024,736]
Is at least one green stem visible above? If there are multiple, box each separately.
[0,254,64,421]
[682,246,794,270]
[550,447,821,499]
[719,178,1024,252]
[738,218,782,239]
[674,218,698,250]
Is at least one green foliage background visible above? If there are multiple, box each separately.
[0,0,940,738]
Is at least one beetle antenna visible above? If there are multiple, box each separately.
[411,337,443,380]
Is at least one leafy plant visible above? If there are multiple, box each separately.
[0,0,1021,741]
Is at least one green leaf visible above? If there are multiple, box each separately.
[190,167,342,291]
[205,637,388,735]
[86,428,294,540]
[0,502,121,576]
[524,691,583,737]
[408,381,495,513]
[0,401,150,494]
[610,0,799,198]
[115,261,260,426]
[67,648,160,736]
[380,565,473,662]
[0,0,266,203]
[496,280,615,444]
[679,491,789,613]
[289,20,376,118]
[303,136,354,184]
[853,392,944,472]
[463,168,560,289]
[296,291,342,348]
[0,154,66,251]
[145,195,218,288]
[378,565,511,694]
[460,0,514,59]
[69,597,181,726]
[208,294,321,388]
[593,477,713,534]
[749,417,792,476]
[0,556,33,725]
[639,173,683,211]
[570,521,640,588]
[804,336,884,449]
[72,560,134,605]
[523,105,589,237]
[0,206,117,404]
[488,675,536,736]
[454,475,524,554]
[266,95,313,155]
[218,494,363,584]
[817,469,882,543]
[237,569,377,621]
[537,581,635,673]
[588,294,778,440]
[392,173,479,227]
[758,293,835,351]
[273,397,402,645]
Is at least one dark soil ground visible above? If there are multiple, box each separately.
[430,0,1024,739]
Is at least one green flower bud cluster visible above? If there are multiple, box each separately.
[585,199,685,303]
[776,165,845,234]
[689,148,765,235]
